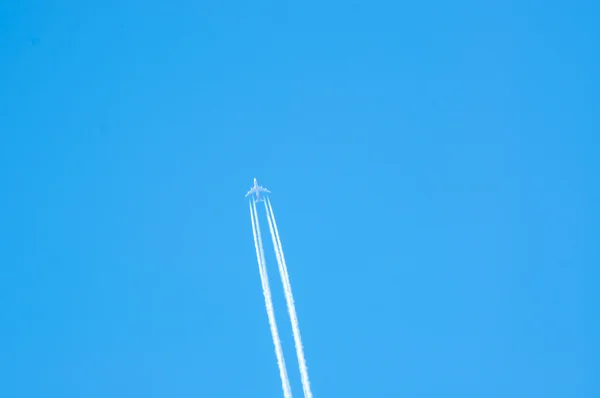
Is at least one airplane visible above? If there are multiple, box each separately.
[245,178,271,201]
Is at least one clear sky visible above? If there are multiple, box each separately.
[1,1,598,397]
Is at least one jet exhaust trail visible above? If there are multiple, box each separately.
[249,201,293,398]
[265,197,313,398]
[247,178,314,398]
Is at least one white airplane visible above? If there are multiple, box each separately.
[245,178,271,201]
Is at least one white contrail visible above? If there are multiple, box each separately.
[249,201,293,398]
[265,198,313,398]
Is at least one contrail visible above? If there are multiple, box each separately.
[249,201,293,398]
[265,197,313,398]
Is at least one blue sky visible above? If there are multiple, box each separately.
[1,1,598,397]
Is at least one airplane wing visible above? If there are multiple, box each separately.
[258,187,271,193]
[245,189,254,197]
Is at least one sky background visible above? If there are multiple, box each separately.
[1,1,598,397]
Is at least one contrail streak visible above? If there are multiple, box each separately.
[265,198,313,398]
[249,201,293,398]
